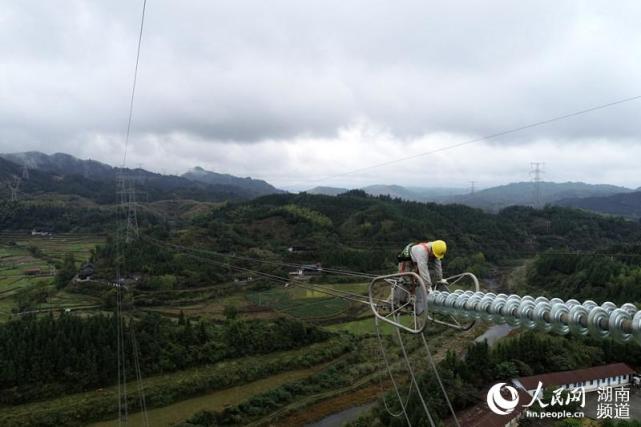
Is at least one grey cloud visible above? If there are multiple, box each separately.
[1,0,641,187]
[2,1,641,145]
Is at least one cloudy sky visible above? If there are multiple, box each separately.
[1,1,640,190]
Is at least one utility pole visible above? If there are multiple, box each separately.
[529,162,545,208]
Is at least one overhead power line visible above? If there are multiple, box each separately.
[115,2,148,425]
[122,0,148,168]
[311,94,641,183]
[143,236,381,279]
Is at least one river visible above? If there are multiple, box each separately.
[475,324,513,346]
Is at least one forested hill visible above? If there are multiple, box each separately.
[182,166,283,197]
[0,155,274,204]
[556,190,641,219]
[159,190,641,279]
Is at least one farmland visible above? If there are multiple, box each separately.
[0,232,104,322]
[1,336,351,427]
[0,232,102,261]
[246,285,354,320]
[145,282,370,323]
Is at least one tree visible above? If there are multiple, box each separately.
[224,305,238,320]
[55,253,76,289]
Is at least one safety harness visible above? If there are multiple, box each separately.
[397,242,431,262]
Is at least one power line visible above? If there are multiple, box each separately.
[310,94,641,183]
[122,0,148,168]
[143,236,381,279]
[115,1,148,424]
[144,238,388,306]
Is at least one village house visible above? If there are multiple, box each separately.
[288,263,323,279]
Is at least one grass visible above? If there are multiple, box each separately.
[247,284,361,320]
[326,317,395,335]
[0,233,104,263]
[281,297,350,319]
[0,233,105,323]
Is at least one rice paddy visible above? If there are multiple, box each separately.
[0,232,105,322]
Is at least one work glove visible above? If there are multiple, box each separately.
[436,279,449,290]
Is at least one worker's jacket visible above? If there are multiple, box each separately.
[398,242,443,287]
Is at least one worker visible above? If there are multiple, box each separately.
[397,240,447,288]
[391,240,448,314]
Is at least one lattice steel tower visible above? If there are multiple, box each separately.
[117,174,139,243]
[530,162,545,208]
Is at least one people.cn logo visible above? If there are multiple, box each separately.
[487,383,520,415]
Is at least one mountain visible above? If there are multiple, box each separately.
[556,191,641,218]
[0,152,279,203]
[361,184,426,200]
[405,186,468,199]
[363,185,467,201]
[1,151,114,180]
[306,186,350,196]
[447,181,633,212]
[306,184,467,201]
[182,166,283,197]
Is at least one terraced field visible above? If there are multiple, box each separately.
[0,232,104,263]
[246,283,369,320]
[326,316,396,335]
[146,282,369,322]
[0,233,105,322]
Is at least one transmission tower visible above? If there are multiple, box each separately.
[21,162,30,180]
[7,176,21,202]
[469,181,476,195]
[529,162,545,208]
[117,174,140,243]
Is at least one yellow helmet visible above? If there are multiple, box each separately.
[431,240,447,259]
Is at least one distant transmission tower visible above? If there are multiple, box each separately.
[117,174,139,243]
[21,162,30,180]
[7,176,21,202]
[469,181,476,195]
[529,162,545,208]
